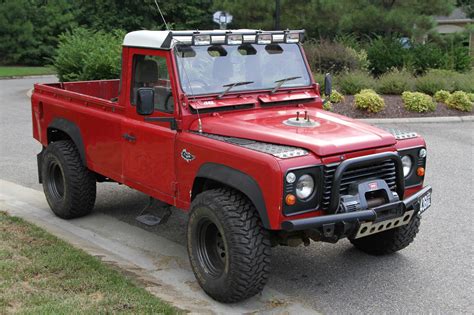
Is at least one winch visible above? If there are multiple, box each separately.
[338,179,400,214]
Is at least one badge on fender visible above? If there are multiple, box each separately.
[181,149,195,162]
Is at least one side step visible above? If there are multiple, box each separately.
[354,210,414,239]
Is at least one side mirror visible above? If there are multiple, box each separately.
[136,87,154,115]
[324,73,332,97]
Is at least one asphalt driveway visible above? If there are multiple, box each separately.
[1,77,473,313]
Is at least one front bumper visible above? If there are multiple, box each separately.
[281,185,432,231]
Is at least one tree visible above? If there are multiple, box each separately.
[212,0,275,29]
[71,0,215,32]
[457,0,473,18]
[0,0,76,66]
[213,0,455,39]
[338,0,455,38]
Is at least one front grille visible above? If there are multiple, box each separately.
[321,159,398,211]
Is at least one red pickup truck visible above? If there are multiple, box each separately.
[31,29,432,302]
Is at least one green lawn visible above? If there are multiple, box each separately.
[0,66,56,77]
[0,211,178,314]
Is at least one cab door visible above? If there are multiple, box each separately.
[122,48,178,203]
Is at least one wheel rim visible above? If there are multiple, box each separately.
[47,160,65,200]
[196,218,226,278]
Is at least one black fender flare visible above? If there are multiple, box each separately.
[47,118,87,166]
[195,163,270,228]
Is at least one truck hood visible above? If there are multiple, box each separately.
[192,107,396,157]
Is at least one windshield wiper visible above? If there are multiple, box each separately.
[271,76,302,94]
[217,81,254,99]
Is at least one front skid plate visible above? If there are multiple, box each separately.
[354,210,415,239]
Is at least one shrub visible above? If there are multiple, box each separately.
[367,37,407,76]
[446,46,472,73]
[347,47,370,72]
[354,89,385,113]
[337,71,376,95]
[468,93,474,102]
[409,43,446,74]
[322,101,333,111]
[53,28,124,82]
[376,69,415,95]
[451,71,474,93]
[303,40,365,74]
[434,90,451,103]
[415,70,452,95]
[445,91,473,112]
[329,89,345,103]
[415,69,474,95]
[401,92,436,112]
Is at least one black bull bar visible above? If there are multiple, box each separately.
[281,152,431,231]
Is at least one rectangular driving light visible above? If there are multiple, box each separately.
[257,33,272,44]
[226,34,243,45]
[285,32,301,43]
[193,34,211,45]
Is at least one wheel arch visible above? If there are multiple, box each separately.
[192,163,270,228]
[47,118,86,166]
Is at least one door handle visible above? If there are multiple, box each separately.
[122,133,136,142]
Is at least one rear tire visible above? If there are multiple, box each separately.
[42,140,96,219]
[350,214,421,255]
[187,188,271,303]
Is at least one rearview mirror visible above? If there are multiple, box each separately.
[324,73,332,97]
[136,88,154,115]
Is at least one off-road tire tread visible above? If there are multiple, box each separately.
[188,188,271,303]
[350,214,421,255]
[43,140,96,219]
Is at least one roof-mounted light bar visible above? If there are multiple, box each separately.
[170,30,305,47]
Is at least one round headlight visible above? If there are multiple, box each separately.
[419,148,427,158]
[296,174,315,200]
[401,155,413,178]
[286,172,296,184]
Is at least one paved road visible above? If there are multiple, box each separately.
[1,77,473,313]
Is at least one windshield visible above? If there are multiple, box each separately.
[174,43,311,96]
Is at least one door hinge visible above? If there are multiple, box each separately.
[172,182,179,196]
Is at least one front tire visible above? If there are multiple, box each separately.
[350,214,421,255]
[187,188,271,303]
[42,140,96,219]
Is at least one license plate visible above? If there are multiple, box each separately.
[419,191,431,214]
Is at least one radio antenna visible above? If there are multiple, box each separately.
[154,0,170,30]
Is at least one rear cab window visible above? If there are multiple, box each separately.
[130,54,174,113]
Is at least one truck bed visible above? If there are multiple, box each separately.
[40,79,120,102]
[31,79,125,183]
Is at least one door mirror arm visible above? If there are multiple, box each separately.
[144,117,177,130]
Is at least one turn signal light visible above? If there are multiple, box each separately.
[417,167,425,177]
[285,194,296,206]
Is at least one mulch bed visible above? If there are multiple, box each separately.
[331,95,472,119]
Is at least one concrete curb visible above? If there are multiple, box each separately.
[359,115,474,124]
[0,179,319,315]
[0,74,57,80]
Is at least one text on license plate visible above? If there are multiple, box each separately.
[419,192,431,214]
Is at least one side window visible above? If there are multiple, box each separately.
[130,54,174,113]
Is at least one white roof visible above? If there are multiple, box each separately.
[122,29,263,49]
[123,30,171,49]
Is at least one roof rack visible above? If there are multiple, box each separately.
[123,29,305,50]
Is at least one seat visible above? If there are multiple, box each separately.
[132,59,158,104]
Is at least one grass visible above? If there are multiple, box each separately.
[0,211,178,314]
[0,66,56,77]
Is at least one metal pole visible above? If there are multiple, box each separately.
[275,0,281,30]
